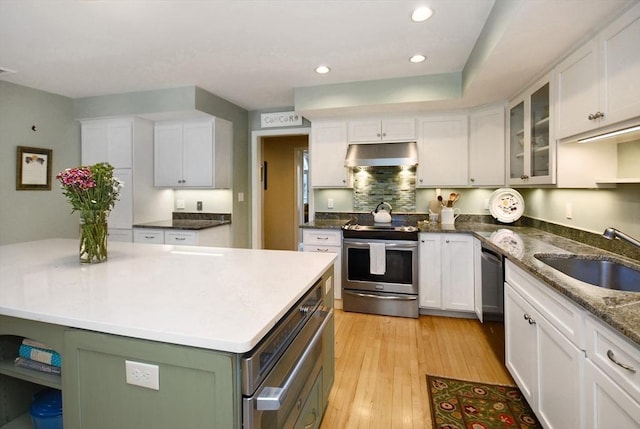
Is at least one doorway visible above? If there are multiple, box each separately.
[257,132,309,250]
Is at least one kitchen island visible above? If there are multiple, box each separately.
[0,239,336,429]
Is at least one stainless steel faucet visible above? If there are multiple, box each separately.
[603,228,640,249]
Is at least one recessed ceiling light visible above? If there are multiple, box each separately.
[410,54,426,63]
[411,6,433,22]
[315,65,331,74]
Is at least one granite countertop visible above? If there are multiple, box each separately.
[301,217,640,346]
[0,239,336,353]
[133,219,231,230]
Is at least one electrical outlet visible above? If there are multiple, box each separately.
[176,199,186,209]
[566,202,573,219]
[196,201,203,211]
[125,360,159,390]
[327,198,334,209]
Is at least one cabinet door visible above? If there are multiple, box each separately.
[599,3,640,128]
[441,234,475,312]
[469,105,505,186]
[302,245,341,300]
[183,121,214,187]
[109,168,132,229]
[348,120,382,142]
[536,314,584,429]
[154,123,184,187]
[584,359,640,429]
[107,119,133,169]
[311,122,351,187]
[81,121,108,166]
[64,329,238,429]
[81,120,132,169]
[381,118,416,141]
[418,234,442,309]
[473,238,482,322]
[507,99,526,183]
[555,40,600,140]
[416,115,468,187]
[505,285,538,409]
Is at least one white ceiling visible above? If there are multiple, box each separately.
[0,0,636,114]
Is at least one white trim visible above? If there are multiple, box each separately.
[251,127,311,249]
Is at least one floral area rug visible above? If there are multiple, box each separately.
[426,375,542,429]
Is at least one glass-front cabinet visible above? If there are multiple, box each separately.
[508,76,555,185]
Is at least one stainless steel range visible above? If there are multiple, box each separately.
[342,222,419,318]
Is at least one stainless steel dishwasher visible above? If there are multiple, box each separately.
[480,243,505,363]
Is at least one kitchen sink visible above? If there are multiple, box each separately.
[534,254,640,293]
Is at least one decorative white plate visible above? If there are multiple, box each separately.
[489,188,524,223]
[490,229,525,258]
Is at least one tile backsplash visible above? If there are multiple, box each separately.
[352,166,416,212]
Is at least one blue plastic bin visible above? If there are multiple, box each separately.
[29,388,63,429]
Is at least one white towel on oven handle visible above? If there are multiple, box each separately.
[369,242,386,275]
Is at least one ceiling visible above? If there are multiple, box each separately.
[0,0,636,115]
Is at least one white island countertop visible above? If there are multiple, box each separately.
[0,239,336,353]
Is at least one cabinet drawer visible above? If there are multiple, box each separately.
[133,229,164,244]
[505,261,584,348]
[302,229,341,246]
[108,228,132,242]
[585,314,639,400]
[165,231,197,246]
[302,245,339,254]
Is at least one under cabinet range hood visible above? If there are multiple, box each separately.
[344,142,418,167]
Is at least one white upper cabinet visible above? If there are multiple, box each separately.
[416,114,469,187]
[468,104,506,187]
[507,76,556,186]
[81,118,133,169]
[555,3,640,140]
[348,118,416,142]
[154,118,232,188]
[310,121,352,188]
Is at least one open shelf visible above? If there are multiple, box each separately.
[0,359,61,389]
[533,116,549,127]
[0,412,31,429]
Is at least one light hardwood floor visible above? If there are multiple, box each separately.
[320,308,513,429]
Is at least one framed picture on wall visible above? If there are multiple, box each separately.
[16,146,53,190]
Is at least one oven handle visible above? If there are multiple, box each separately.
[343,241,417,249]
[345,291,417,301]
[256,307,333,411]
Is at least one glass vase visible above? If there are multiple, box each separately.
[79,211,108,263]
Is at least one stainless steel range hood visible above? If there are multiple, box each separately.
[344,142,418,167]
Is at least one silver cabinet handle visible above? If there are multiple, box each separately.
[523,313,536,325]
[316,236,329,240]
[315,248,329,252]
[607,350,636,373]
[303,409,318,429]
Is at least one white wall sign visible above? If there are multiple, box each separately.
[261,111,302,128]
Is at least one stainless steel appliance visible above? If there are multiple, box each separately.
[342,223,419,318]
[480,243,505,362]
[242,279,333,429]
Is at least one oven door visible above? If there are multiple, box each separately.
[243,307,333,429]
[342,239,418,295]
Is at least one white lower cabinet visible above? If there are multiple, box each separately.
[133,226,230,247]
[419,233,475,312]
[584,359,640,429]
[506,284,584,429]
[584,315,640,429]
[301,229,341,300]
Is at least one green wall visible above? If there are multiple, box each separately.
[0,81,81,245]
